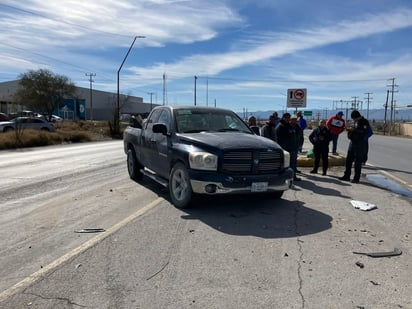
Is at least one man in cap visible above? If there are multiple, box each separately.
[326,111,346,155]
[339,110,371,183]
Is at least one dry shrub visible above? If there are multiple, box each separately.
[0,120,112,149]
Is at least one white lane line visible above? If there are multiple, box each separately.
[0,197,164,303]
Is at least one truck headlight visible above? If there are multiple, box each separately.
[189,152,218,171]
[283,150,290,168]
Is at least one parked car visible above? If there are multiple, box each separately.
[51,115,63,122]
[0,112,9,121]
[0,117,55,132]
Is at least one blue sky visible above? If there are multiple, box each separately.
[1,0,412,114]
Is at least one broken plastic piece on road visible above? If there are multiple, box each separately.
[74,228,106,233]
[355,261,364,268]
[353,247,402,258]
[351,200,377,211]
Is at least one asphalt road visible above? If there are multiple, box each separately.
[0,140,411,308]
[335,133,412,188]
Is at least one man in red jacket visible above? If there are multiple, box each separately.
[326,111,346,155]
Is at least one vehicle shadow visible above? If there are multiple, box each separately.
[135,176,333,239]
[179,194,332,239]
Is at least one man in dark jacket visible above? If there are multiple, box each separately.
[276,113,301,181]
[261,115,277,141]
[309,119,332,175]
[339,110,371,183]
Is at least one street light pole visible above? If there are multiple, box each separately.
[115,35,145,135]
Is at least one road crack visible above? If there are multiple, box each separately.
[24,292,87,307]
[293,190,306,309]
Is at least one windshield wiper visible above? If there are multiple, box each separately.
[182,129,207,133]
[217,128,241,132]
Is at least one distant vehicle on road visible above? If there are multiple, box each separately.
[0,117,55,132]
[124,105,293,208]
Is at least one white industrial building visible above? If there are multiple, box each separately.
[0,80,155,120]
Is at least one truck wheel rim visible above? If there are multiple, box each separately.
[172,169,188,200]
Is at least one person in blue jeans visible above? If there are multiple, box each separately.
[297,111,307,152]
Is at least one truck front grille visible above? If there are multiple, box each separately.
[222,150,283,174]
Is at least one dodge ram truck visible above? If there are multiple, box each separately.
[123,105,293,208]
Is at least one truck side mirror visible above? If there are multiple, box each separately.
[153,123,168,135]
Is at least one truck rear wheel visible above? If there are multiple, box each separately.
[169,162,193,208]
[127,148,143,180]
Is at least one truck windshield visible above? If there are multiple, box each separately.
[175,109,251,134]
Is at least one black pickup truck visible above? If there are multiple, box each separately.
[123,105,293,208]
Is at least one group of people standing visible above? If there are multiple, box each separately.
[248,109,372,184]
[249,111,305,181]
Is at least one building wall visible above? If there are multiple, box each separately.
[0,80,151,120]
[397,122,412,137]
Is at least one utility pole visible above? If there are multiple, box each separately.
[351,96,359,110]
[364,92,373,119]
[85,72,96,120]
[206,78,209,107]
[147,92,154,111]
[383,90,389,135]
[387,77,398,135]
[194,75,198,106]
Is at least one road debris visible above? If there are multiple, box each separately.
[355,261,364,268]
[351,200,377,211]
[74,228,106,233]
[353,247,402,258]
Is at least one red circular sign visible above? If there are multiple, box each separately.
[294,89,305,100]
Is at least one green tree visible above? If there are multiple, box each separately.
[15,69,76,121]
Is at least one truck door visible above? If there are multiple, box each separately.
[151,109,172,178]
[141,109,162,168]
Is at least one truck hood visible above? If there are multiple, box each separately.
[178,132,282,150]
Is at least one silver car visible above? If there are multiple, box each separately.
[0,117,55,133]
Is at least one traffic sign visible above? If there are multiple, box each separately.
[303,111,312,116]
[287,88,307,108]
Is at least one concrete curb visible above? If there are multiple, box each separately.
[297,153,345,167]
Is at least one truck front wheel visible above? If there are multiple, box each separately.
[127,148,143,180]
[169,162,193,208]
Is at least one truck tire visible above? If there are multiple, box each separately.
[169,162,193,208]
[127,148,143,180]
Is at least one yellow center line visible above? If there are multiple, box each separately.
[0,197,164,303]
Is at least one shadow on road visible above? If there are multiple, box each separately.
[179,194,332,239]
[134,175,333,239]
